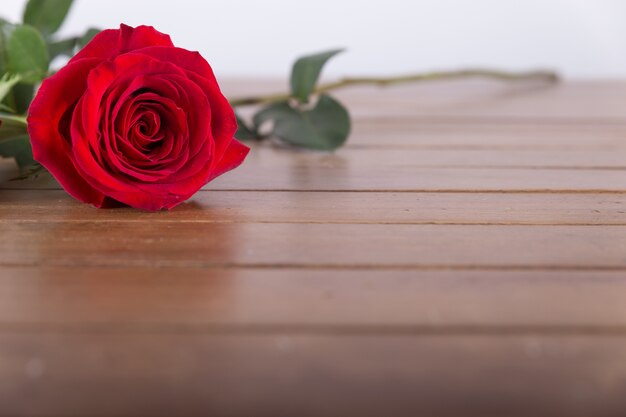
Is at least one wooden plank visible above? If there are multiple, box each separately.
[237,147,626,169]
[208,146,626,190]
[227,80,626,121]
[2,333,626,417]
[3,151,626,192]
[348,123,626,149]
[340,81,626,121]
[1,80,625,417]
[1,267,625,329]
[6,147,626,172]
[339,85,626,121]
[231,81,626,148]
[211,169,626,193]
[1,222,624,269]
[8,167,626,192]
[1,190,625,225]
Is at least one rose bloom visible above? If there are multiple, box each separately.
[28,24,249,210]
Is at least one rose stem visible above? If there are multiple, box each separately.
[0,113,28,125]
[228,68,559,107]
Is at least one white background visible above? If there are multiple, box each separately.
[3,0,626,79]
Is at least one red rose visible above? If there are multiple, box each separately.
[27,24,248,210]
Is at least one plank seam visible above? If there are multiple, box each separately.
[2,323,626,336]
[2,220,625,226]
[3,188,626,193]
[2,262,625,271]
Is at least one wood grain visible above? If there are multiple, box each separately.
[237,146,626,168]
[2,333,626,417]
[208,146,626,191]
[2,81,626,417]
[4,150,626,192]
[1,222,625,269]
[2,190,625,225]
[1,267,625,329]
[227,79,626,121]
[348,123,626,148]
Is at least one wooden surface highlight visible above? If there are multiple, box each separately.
[1,80,625,417]
[2,190,625,225]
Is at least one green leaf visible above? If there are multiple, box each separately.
[0,19,16,75]
[0,73,22,103]
[6,25,49,84]
[235,114,258,141]
[0,134,34,170]
[253,95,351,151]
[23,0,74,37]
[290,49,344,103]
[47,28,99,60]
[11,83,34,114]
[48,36,78,59]
[78,27,100,49]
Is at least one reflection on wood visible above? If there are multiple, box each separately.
[1,81,625,417]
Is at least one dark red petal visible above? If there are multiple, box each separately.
[186,71,237,163]
[66,53,212,210]
[27,58,107,207]
[129,46,237,161]
[69,24,174,64]
[130,46,218,80]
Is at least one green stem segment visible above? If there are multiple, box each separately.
[229,68,559,107]
[0,113,28,125]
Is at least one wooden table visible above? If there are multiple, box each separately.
[1,80,625,417]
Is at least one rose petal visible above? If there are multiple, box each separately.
[69,24,174,64]
[130,46,237,162]
[27,58,108,207]
[206,137,250,182]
